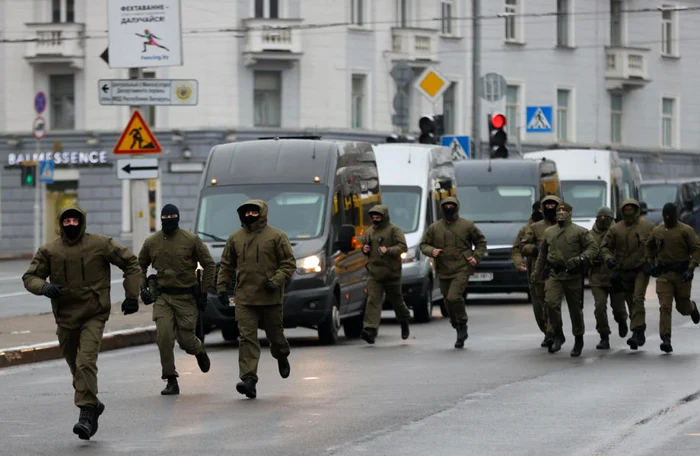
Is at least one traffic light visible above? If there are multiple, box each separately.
[488,113,508,158]
[21,164,36,187]
[419,115,444,144]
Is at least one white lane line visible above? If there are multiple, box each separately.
[0,279,124,299]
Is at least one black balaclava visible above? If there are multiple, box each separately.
[543,203,557,223]
[161,204,180,234]
[531,201,543,222]
[662,203,678,228]
[443,204,456,220]
[60,209,82,240]
[241,204,260,228]
[370,213,382,227]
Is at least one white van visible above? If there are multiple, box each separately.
[372,143,463,322]
[523,149,633,230]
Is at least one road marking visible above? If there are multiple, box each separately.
[685,433,700,436]
[0,279,123,300]
[304,377,319,380]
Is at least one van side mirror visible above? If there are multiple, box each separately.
[334,224,356,253]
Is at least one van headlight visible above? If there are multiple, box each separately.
[401,246,420,264]
[296,254,324,274]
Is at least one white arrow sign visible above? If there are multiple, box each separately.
[117,158,159,180]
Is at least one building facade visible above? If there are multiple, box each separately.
[0,0,699,255]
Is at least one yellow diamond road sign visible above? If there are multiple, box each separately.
[414,66,451,102]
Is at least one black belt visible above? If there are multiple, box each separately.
[659,262,689,274]
[157,286,194,295]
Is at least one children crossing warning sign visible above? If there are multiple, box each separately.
[113,110,162,154]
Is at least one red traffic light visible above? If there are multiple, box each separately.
[490,114,507,129]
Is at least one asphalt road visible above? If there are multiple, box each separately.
[3,281,700,455]
[0,259,129,318]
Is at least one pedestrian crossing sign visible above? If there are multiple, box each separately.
[39,160,55,183]
[525,106,553,133]
[113,110,162,155]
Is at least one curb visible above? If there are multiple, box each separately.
[0,254,33,261]
[0,325,157,369]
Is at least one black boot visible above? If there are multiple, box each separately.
[660,335,673,353]
[400,320,410,340]
[161,376,179,395]
[90,401,105,437]
[360,327,376,344]
[196,349,211,373]
[236,378,257,399]
[637,329,646,347]
[548,331,565,353]
[627,329,645,350]
[542,333,554,348]
[618,319,629,338]
[692,302,700,324]
[454,323,468,349]
[570,335,584,357]
[596,334,610,350]
[278,356,290,379]
[73,407,94,440]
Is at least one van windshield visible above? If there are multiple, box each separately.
[560,180,607,218]
[195,184,327,241]
[457,185,536,222]
[380,186,422,233]
[640,184,678,210]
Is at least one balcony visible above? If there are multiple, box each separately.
[24,22,86,69]
[605,47,651,90]
[391,27,438,62]
[242,18,303,67]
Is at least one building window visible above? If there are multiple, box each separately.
[441,1,454,35]
[556,0,572,47]
[50,74,75,130]
[397,0,408,28]
[52,0,75,23]
[556,89,570,141]
[443,83,456,134]
[610,0,623,46]
[254,71,282,127]
[661,6,677,56]
[505,0,520,42]
[610,93,622,144]
[505,85,519,137]
[351,74,366,129]
[254,0,279,19]
[350,0,364,26]
[661,97,676,148]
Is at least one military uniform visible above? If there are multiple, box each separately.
[645,203,700,353]
[22,206,140,440]
[361,205,411,344]
[533,202,599,356]
[138,204,216,395]
[520,195,561,346]
[602,198,655,349]
[419,197,487,348]
[217,199,296,398]
[589,207,628,349]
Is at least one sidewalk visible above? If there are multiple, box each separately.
[0,302,156,368]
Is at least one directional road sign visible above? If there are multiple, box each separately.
[33,116,47,140]
[40,160,55,183]
[117,158,159,180]
[34,92,47,114]
[526,106,554,133]
[99,79,198,106]
[113,111,162,155]
[390,61,414,87]
[441,135,470,159]
[479,73,508,102]
[414,66,451,103]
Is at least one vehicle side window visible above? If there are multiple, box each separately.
[681,184,693,205]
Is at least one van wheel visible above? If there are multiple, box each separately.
[318,297,340,345]
[413,280,433,323]
[221,325,240,341]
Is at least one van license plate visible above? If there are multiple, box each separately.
[470,273,494,282]
[229,297,236,307]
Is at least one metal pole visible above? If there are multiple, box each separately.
[128,67,150,256]
[471,0,481,159]
[33,146,41,253]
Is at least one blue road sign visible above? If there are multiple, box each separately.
[40,160,55,183]
[34,92,47,115]
[526,106,553,133]
[441,135,470,158]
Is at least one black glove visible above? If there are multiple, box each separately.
[650,265,661,278]
[218,292,229,306]
[263,280,278,292]
[41,283,63,298]
[682,269,695,283]
[565,257,580,271]
[140,286,155,305]
[197,293,208,311]
[121,298,139,315]
[641,263,653,277]
[606,258,618,270]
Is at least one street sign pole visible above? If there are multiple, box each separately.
[129,67,151,257]
[33,143,41,253]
